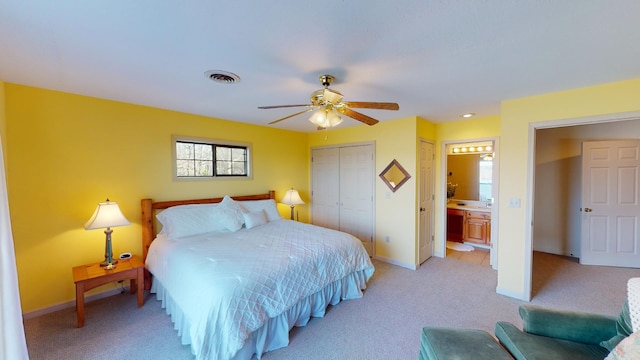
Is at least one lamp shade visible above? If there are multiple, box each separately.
[84,200,131,230]
[280,189,305,206]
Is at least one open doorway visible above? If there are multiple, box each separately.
[441,137,499,269]
[529,116,640,298]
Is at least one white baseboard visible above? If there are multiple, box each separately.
[373,255,417,270]
[496,285,530,302]
[23,285,130,320]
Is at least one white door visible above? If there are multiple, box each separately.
[311,147,340,229]
[339,145,375,255]
[581,140,640,268]
[419,140,434,264]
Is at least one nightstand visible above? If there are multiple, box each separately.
[72,255,144,328]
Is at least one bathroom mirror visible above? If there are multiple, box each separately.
[379,159,411,192]
[447,142,493,201]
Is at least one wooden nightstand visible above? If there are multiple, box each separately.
[72,255,144,328]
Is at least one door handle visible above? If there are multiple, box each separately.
[420,207,425,212]
[582,208,592,212]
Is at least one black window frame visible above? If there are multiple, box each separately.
[173,136,252,180]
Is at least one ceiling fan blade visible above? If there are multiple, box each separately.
[344,101,399,110]
[341,108,379,126]
[268,108,314,125]
[258,104,311,109]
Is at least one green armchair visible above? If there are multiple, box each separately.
[420,279,638,359]
[495,302,632,360]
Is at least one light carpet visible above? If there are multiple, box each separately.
[23,252,639,360]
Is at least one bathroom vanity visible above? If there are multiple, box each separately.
[447,202,491,245]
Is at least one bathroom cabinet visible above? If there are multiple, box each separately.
[446,208,464,242]
[463,210,491,244]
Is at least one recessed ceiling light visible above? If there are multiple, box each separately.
[461,113,475,118]
[204,70,241,84]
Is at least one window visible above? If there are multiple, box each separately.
[478,159,492,201]
[173,136,251,179]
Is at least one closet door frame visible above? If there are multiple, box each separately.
[311,141,375,255]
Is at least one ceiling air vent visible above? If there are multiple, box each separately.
[204,70,240,84]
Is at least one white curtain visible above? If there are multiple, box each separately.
[0,136,29,359]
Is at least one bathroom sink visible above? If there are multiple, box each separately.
[447,202,491,212]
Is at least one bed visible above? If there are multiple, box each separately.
[141,191,375,360]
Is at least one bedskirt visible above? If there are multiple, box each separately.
[151,268,370,359]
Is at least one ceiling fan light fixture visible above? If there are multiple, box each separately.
[327,109,343,127]
[323,88,343,104]
[309,107,343,128]
[260,74,397,128]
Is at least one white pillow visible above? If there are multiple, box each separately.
[628,278,640,332]
[238,199,282,222]
[214,195,245,232]
[243,210,268,229]
[156,203,225,239]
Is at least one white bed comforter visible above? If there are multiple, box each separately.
[146,220,374,359]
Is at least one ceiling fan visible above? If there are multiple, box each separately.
[258,75,399,129]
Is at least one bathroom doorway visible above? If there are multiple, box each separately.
[441,137,499,269]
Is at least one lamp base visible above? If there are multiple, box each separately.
[100,259,118,267]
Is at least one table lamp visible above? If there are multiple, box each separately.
[280,188,305,220]
[84,199,130,270]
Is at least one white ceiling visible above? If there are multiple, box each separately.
[1,1,639,133]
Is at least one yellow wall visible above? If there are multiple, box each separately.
[0,79,5,159]
[5,84,309,312]
[6,77,639,312]
[436,116,501,141]
[498,78,640,299]
[417,116,437,140]
[309,117,432,267]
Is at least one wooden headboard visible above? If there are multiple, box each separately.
[140,190,275,289]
